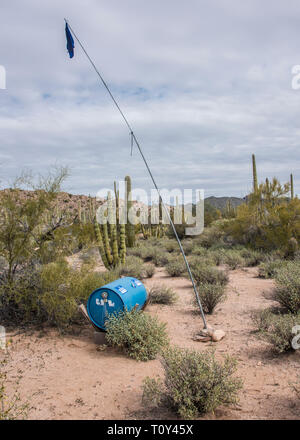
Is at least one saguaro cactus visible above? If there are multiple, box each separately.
[125,175,135,247]
[252,154,258,193]
[290,173,294,200]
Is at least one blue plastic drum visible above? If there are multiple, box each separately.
[87,277,148,331]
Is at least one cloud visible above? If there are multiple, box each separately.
[0,0,300,198]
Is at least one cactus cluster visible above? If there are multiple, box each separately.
[251,155,296,200]
[94,177,139,270]
[94,196,126,269]
[141,196,166,239]
[77,196,96,224]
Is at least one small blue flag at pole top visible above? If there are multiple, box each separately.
[65,22,74,58]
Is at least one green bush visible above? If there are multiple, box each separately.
[143,263,155,278]
[181,240,194,255]
[197,226,225,249]
[273,262,300,313]
[142,347,242,419]
[105,309,168,361]
[223,179,300,252]
[251,308,275,332]
[258,260,284,279]
[190,245,208,257]
[191,264,229,286]
[118,256,155,279]
[223,250,245,269]
[39,258,105,328]
[239,249,266,267]
[208,249,227,266]
[148,285,178,305]
[165,259,186,277]
[118,256,145,279]
[194,283,226,314]
[140,245,159,262]
[163,240,179,253]
[188,255,216,269]
[259,312,300,353]
[126,245,145,259]
[152,250,171,267]
[0,258,108,329]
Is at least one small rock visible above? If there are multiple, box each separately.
[211,329,226,342]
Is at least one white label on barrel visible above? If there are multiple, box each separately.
[96,298,115,307]
[115,285,127,294]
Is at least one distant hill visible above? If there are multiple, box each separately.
[205,196,245,211]
[0,189,245,214]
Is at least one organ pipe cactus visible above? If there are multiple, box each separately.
[125,175,136,247]
[94,185,127,269]
[252,154,258,193]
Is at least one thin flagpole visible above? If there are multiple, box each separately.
[64,18,207,329]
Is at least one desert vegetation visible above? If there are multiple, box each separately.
[0,155,300,419]
[142,347,242,419]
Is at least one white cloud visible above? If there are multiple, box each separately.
[0,0,300,197]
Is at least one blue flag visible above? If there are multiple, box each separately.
[65,23,74,58]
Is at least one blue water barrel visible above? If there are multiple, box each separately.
[87,277,148,331]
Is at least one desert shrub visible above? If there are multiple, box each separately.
[239,249,266,267]
[0,258,106,328]
[259,312,300,353]
[197,225,225,249]
[208,249,227,266]
[140,245,159,262]
[163,240,179,253]
[222,250,245,269]
[285,237,299,259]
[118,256,155,279]
[191,264,229,286]
[39,258,105,328]
[0,360,29,420]
[223,179,300,252]
[105,309,168,361]
[126,245,145,259]
[117,256,145,279]
[188,255,216,270]
[258,260,285,279]
[273,262,300,313]
[143,263,155,278]
[166,223,187,240]
[190,245,208,257]
[142,347,242,419]
[148,285,178,305]
[181,240,193,255]
[152,250,172,267]
[69,223,97,254]
[251,308,275,332]
[194,283,226,314]
[0,263,45,325]
[0,168,76,284]
[165,259,186,277]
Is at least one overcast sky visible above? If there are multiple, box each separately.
[1,0,300,200]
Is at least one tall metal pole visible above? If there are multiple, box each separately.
[64,18,207,328]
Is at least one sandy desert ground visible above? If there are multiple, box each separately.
[2,265,300,420]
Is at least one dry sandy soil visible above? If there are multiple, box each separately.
[2,265,300,420]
